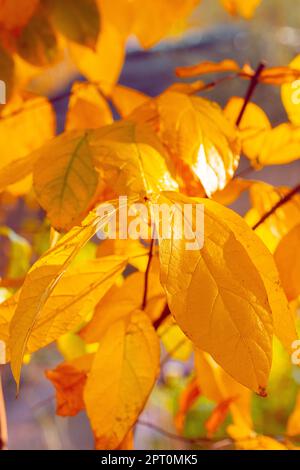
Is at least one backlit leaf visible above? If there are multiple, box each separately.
[281,55,300,125]
[48,0,100,50]
[274,225,300,301]
[220,0,261,18]
[130,91,240,196]
[33,130,99,230]
[46,353,94,416]
[84,310,160,449]
[17,10,60,67]
[158,192,273,393]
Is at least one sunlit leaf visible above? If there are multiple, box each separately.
[84,310,160,449]
[274,225,300,301]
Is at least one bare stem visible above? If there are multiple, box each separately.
[142,238,154,310]
[252,183,300,230]
[235,61,266,127]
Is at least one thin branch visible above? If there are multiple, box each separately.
[142,238,154,310]
[153,303,171,330]
[137,420,211,446]
[0,370,7,450]
[252,183,300,230]
[235,61,266,127]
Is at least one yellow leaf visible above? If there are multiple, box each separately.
[287,391,300,437]
[0,95,55,170]
[80,257,165,342]
[220,0,261,18]
[158,192,273,393]
[224,97,271,163]
[110,85,149,118]
[130,91,240,196]
[48,0,100,50]
[97,238,149,272]
[159,317,192,362]
[33,130,100,230]
[9,201,124,387]
[257,123,300,166]
[232,434,287,450]
[69,19,125,95]
[89,120,178,196]
[84,310,160,449]
[17,9,61,67]
[195,350,253,435]
[176,59,240,78]
[246,182,300,253]
[282,55,300,125]
[274,225,300,301]
[130,0,201,48]
[66,82,113,131]
[5,255,127,357]
[212,178,253,206]
[206,192,298,355]
[46,353,94,417]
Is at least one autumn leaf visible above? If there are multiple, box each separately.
[110,85,149,118]
[33,130,100,231]
[195,350,253,436]
[220,0,261,19]
[47,0,101,50]
[130,91,240,196]
[224,97,271,162]
[157,191,273,393]
[175,59,240,78]
[66,82,113,131]
[159,317,192,362]
[0,95,55,170]
[174,378,201,433]
[281,54,300,125]
[69,20,125,95]
[89,120,178,196]
[257,123,300,167]
[212,178,253,206]
[205,398,235,437]
[274,225,300,301]
[9,200,126,387]
[0,0,39,31]
[246,182,300,253]
[46,353,94,416]
[84,310,160,449]
[80,257,165,342]
[16,9,60,67]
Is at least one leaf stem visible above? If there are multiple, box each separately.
[252,183,300,230]
[235,61,266,127]
[142,238,154,310]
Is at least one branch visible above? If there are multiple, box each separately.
[137,420,211,446]
[142,238,154,310]
[153,303,171,330]
[252,183,300,230]
[235,61,266,127]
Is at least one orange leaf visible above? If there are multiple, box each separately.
[46,354,94,417]
[205,397,235,437]
[175,59,240,78]
[174,378,201,434]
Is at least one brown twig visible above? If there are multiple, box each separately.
[252,183,300,230]
[153,303,171,330]
[235,61,266,127]
[137,420,211,446]
[0,370,7,450]
[142,238,154,310]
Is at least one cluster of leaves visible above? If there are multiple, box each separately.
[1,0,300,451]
